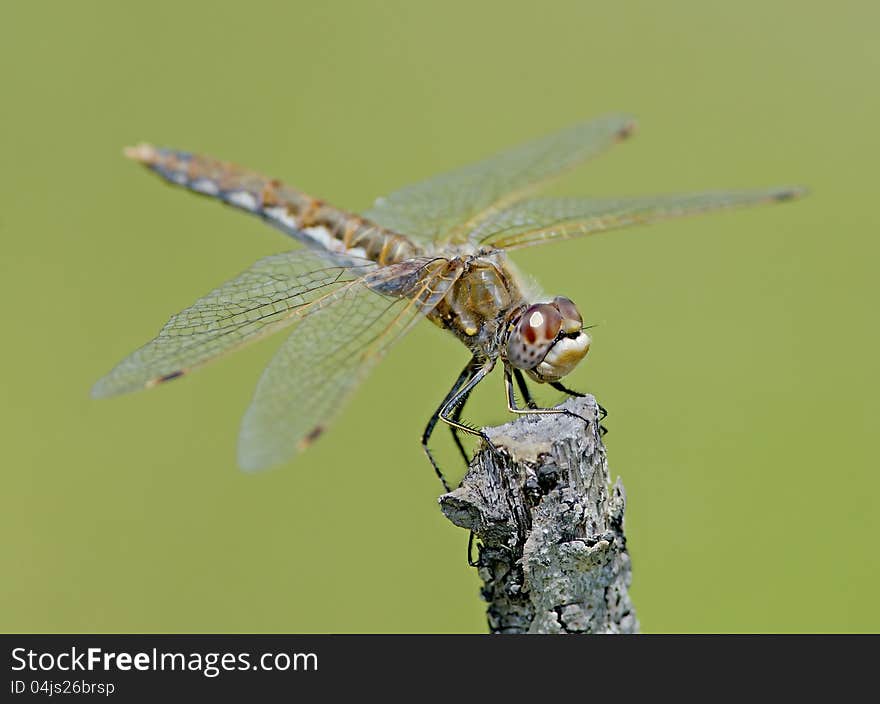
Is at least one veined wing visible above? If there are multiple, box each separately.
[91,249,377,398]
[238,257,459,471]
[473,188,806,251]
[364,114,636,245]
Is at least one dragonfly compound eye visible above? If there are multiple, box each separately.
[508,298,591,381]
[552,296,583,334]
[507,304,563,370]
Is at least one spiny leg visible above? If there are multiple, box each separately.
[448,384,486,567]
[422,359,496,565]
[549,380,606,419]
[549,380,608,433]
[434,359,498,570]
[449,389,495,568]
[449,387,475,466]
[467,530,479,568]
[513,368,539,409]
[451,399,484,569]
[437,359,497,445]
[504,367,591,426]
[422,360,480,492]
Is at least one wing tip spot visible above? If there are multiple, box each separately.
[145,370,187,389]
[297,425,326,451]
[615,119,638,142]
[773,186,808,202]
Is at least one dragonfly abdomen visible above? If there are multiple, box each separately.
[124,144,421,265]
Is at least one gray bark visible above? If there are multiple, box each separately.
[439,395,638,634]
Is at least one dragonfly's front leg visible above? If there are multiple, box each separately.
[438,359,496,441]
[504,366,591,427]
[549,380,608,434]
[513,368,539,409]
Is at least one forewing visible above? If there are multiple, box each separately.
[474,188,806,251]
[237,258,458,471]
[91,249,376,398]
[364,114,635,244]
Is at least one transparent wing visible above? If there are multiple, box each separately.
[238,258,459,471]
[364,114,636,244]
[91,249,377,398]
[473,188,806,251]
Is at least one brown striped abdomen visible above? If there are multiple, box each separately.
[124,143,422,265]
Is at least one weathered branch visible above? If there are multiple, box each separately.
[439,396,638,634]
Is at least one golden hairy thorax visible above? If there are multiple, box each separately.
[426,251,527,349]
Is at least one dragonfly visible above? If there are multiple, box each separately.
[92,114,804,490]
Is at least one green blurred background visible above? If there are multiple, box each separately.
[2,1,877,633]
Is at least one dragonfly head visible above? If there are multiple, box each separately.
[505,296,591,383]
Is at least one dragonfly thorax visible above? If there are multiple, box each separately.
[428,252,524,352]
[503,296,591,383]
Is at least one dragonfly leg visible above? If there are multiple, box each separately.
[504,367,591,427]
[445,374,488,570]
[435,359,501,569]
[549,380,608,434]
[437,359,497,448]
[445,392,484,570]
[449,388,475,466]
[513,368,539,409]
[422,358,494,491]
[467,529,481,568]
